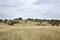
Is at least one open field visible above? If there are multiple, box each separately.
[0,26,60,40]
[0,19,60,40]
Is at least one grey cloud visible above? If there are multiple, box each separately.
[0,0,60,19]
[34,0,60,4]
[0,0,24,7]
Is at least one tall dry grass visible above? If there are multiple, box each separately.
[0,26,60,40]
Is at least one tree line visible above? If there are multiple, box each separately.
[0,17,60,26]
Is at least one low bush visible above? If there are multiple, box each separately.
[48,20,60,26]
[7,20,14,25]
[0,19,3,22]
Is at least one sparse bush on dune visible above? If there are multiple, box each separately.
[3,19,20,26]
[37,21,43,26]
[13,18,20,24]
[7,20,21,25]
[48,19,60,26]
[7,20,14,25]
[3,19,14,25]
[25,20,28,23]
[13,18,18,20]
[4,19,8,23]
[27,18,34,21]
[37,22,51,26]
[37,24,40,26]
[13,20,18,24]
[24,18,34,23]
[0,18,60,26]
[34,18,40,22]
[40,21,43,24]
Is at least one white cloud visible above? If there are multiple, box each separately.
[0,0,60,19]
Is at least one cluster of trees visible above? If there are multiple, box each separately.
[0,17,60,26]
[26,18,60,26]
[48,20,60,26]
[0,17,23,25]
[24,18,60,26]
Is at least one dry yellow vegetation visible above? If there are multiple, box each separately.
[0,25,60,40]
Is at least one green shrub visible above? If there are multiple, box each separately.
[48,20,60,26]
[18,17,23,20]
[0,19,3,22]
[7,20,14,25]
[13,20,20,24]
[4,19,8,23]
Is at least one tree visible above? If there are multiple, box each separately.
[18,17,23,20]
[44,19,46,21]
[4,19,8,23]
[4,19,8,21]
[34,18,40,22]
[0,19,3,22]
[14,18,18,20]
[27,18,33,21]
[48,19,60,26]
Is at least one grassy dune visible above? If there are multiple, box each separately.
[0,26,60,40]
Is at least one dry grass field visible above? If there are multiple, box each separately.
[0,25,60,40]
[0,21,60,40]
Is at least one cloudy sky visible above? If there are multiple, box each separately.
[0,0,60,19]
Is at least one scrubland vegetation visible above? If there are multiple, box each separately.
[0,17,60,26]
[0,17,60,40]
